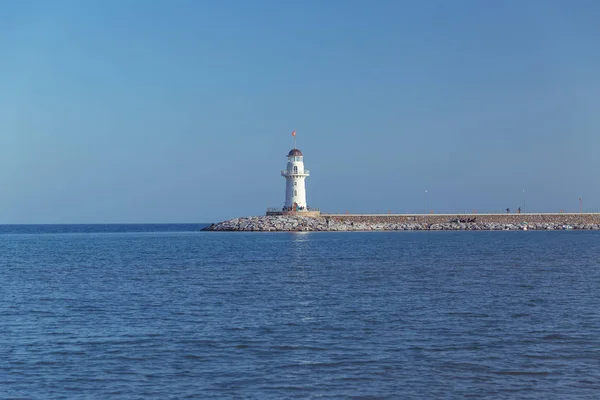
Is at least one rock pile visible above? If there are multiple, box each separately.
[202,216,600,232]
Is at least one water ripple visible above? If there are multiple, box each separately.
[1,229,599,398]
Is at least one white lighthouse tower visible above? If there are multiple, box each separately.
[281,131,310,212]
[282,148,309,210]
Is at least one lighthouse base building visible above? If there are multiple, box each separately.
[266,145,320,217]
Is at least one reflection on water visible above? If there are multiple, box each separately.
[286,232,316,325]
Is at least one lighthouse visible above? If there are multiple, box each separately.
[281,131,310,211]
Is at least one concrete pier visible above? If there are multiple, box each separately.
[321,213,600,226]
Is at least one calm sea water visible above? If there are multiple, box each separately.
[1,225,599,399]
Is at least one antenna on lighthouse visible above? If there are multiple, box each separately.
[292,129,296,149]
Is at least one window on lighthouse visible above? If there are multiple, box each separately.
[294,181,297,187]
[294,190,297,196]
[293,166,298,174]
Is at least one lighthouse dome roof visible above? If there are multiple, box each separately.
[288,149,303,157]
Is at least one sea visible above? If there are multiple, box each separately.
[1,224,599,399]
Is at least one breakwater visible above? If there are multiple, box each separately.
[203,213,600,232]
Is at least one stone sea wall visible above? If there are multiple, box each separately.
[203,213,600,232]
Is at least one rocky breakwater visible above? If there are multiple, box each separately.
[202,214,600,232]
[203,216,330,232]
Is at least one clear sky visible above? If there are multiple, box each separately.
[1,0,599,223]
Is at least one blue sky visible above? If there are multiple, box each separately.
[1,0,599,223]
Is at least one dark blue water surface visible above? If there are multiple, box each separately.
[1,226,599,399]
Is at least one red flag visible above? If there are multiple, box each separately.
[291,130,296,137]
